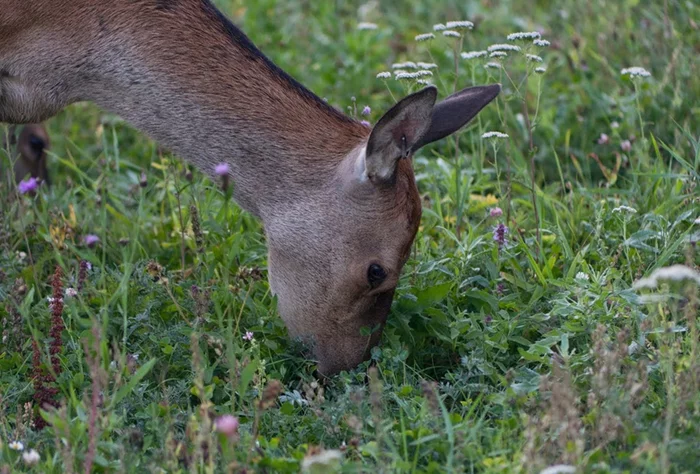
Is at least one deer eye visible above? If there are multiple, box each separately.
[28,135,46,154]
[367,264,387,288]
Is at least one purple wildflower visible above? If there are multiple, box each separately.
[215,163,230,176]
[215,415,239,437]
[493,223,508,248]
[620,140,632,152]
[362,106,371,116]
[360,120,371,128]
[242,331,254,341]
[83,234,100,248]
[489,207,503,217]
[18,177,39,195]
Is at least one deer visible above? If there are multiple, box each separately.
[2,123,51,185]
[0,0,500,375]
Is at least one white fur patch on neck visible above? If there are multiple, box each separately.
[354,145,369,182]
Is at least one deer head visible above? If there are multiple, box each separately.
[0,0,499,375]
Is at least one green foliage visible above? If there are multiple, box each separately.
[1,0,699,472]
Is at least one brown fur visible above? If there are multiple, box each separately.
[0,0,499,374]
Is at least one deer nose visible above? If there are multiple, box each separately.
[28,135,46,155]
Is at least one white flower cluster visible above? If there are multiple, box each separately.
[489,51,508,58]
[575,272,590,281]
[433,23,446,31]
[533,39,551,47]
[485,62,501,69]
[621,67,651,78]
[443,30,461,38]
[416,62,438,69]
[357,22,378,30]
[392,61,417,69]
[612,205,638,214]
[462,50,488,60]
[535,67,547,74]
[446,20,474,30]
[376,72,391,79]
[488,44,521,52]
[415,33,435,42]
[395,70,433,80]
[507,31,541,41]
[633,264,700,290]
[481,131,509,139]
[526,54,543,63]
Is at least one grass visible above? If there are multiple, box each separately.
[1,0,699,472]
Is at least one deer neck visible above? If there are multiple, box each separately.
[80,1,368,216]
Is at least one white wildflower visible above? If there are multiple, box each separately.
[392,61,417,69]
[433,23,446,31]
[302,449,344,470]
[694,217,700,225]
[65,288,78,298]
[357,22,378,31]
[526,54,543,62]
[376,72,391,79]
[416,79,433,86]
[461,50,488,60]
[489,51,508,58]
[612,205,638,214]
[9,441,24,451]
[633,264,700,290]
[535,67,547,74]
[442,30,461,38]
[621,67,651,78]
[23,449,40,466]
[539,466,576,474]
[395,70,433,80]
[416,62,438,69]
[481,131,509,139]
[575,272,590,281]
[415,33,436,42]
[484,62,502,69]
[488,43,521,52]
[446,20,474,30]
[507,31,541,41]
[533,39,551,47]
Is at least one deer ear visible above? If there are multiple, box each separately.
[412,84,501,151]
[364,86,437,183]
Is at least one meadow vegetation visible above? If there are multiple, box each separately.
[1,0,699,472]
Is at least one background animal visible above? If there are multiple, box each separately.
[1,123,51,185]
